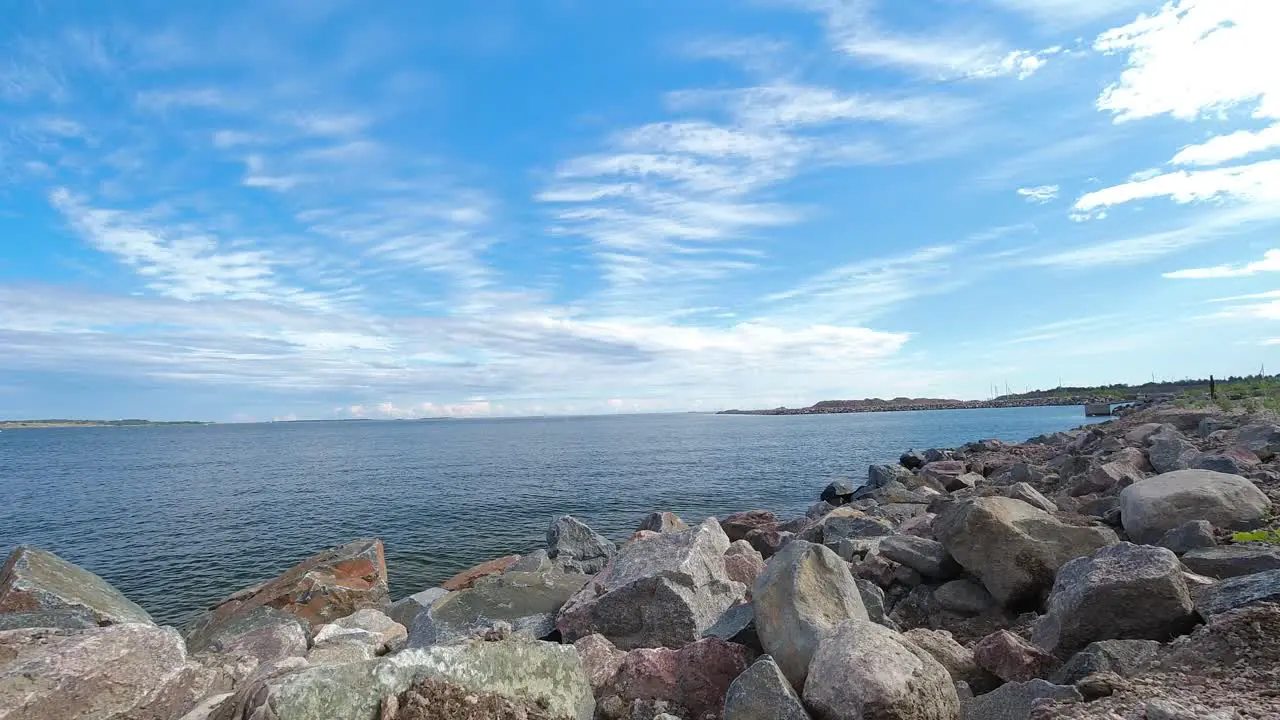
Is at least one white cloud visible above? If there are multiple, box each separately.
[1171,124,1280,166]
[1095,0,1280,122]
[1017,185,1060,203]
[1073,160,1280,216]
[989,0,1155,27]
[1164,249,1280,279]
[674,84,971,128]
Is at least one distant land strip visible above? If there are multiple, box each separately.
[716,396,1122,415]
[0,419,210,429]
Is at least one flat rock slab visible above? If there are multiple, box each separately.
[441,555,520,591]
[184,538,389,652]
[409,571,588,647]
[1195,569,1280,619]
[1181,544,1280,579]
[0,546,152,626]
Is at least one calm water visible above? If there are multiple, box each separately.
[0,407,1100,625]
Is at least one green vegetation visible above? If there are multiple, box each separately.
[1000,373,1280,414]
[1230,529,1280,545]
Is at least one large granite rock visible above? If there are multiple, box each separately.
[1194,569,1280,618]
[921,461,970,492]
[411,570,588,647]
[934,497,1117,608]
[723,655,811,720]
[548,516,617,575]
[1192,447,1261,475]
[638,512,689,534]
[1,623,217,720]
[868,464,915,490]
[1180,544,1280,579]
[573,633,626,696]
[1155,520,1216,554]
[903,628,1000,694]
[1032,543,1194,657]
[878,536,960,580]
[185,538,388,652]
[752,540,868,689]
[1146,427,1198,474]
[388,588,450,629]
[601,637,752,719]
[0,546,152,626]
[186,604,309,682]
[820,481,857,506]
[315,608,405,654]
[1119,470,1270,544]
[1050,639,1161,685]
[1071,461,1142,497]
[721,511,779,543]
[556,519,745,649]
[803,619,960,720]
[808,507,894,549]
[974,629,1058,682]
[216,635,594,720]
[1234,422,1280,460]
[961,679,1081,720]
[724,541,766,592]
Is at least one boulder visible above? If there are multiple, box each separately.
[0,546,152,626]
[604,637,752,719]
[752,540,868,688]
[857,481,936,506]
[1191,447,1261,475]
[573,633,626,694]
[896,512,937,538]
[873,503,931,527]
[806,501,838,520]
[0,609,98,632]
[388,588,450,630]
[638,512,689,534]
[900,450,927,470]
[1108,446,1153,473]
[933,579,996,617]
[217,635,595,720]
[810,507,894,549]
[934,497,1118,608]
[724,541,766,591]
[1146,408,1220,433]
[1119,470,1270,544]
[1155,520,1216,554]
[853,578,893,629]
[315,608,405,654]
[186,604,308,681]
[903,628,1000,694]
[0,623,217,720]
[1194,569,1280,618]
[411,570,588,647]
[869,464,915,489]
[1032,543,1195,657]
[556,519,745,649]
[820,481,857,506]
[721,511,779,543]
[803,619,960,720]
[960,679,1082,720]
[974,629,1058,682]
[745,527,791,559]
[1198,416,1237,437]
[1004,482,1057,512]
[510,549,553,573]
[1180,544,1280,578]
[1124,423,1166,446]
[723,655,811,720]
[878,536,961,580]
[184,539,388,652]
[1234,422,1280,460]
[1050,639,1161,685]
[1146,428,1198,474]
[702,602,760,653]
[921,460,970,492]
[549,516,617,575]
[1071,461,1141,497]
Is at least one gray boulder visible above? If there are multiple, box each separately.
[1050,639,1161,685]
[388,587,450,630]
[1155,520,1216,554]
[933,579,996,616]
[868,464,915,489]
[556,518,745,649]
[722,655,811,720]
[637,511,689,534]
[810,507,894,550]
[878,536,961,580]
[920,460,970,492]
[410,570,587,647]
[803,619,960,720]
[548,515,617,574]
[853,578,894,630]
[187,604,308,682]
[1071,460,1142,497]
[821,480,857,505]
[216,635,595,720]
[0,546,152,625]
[1119,470,1270,544]
[1234,422,1280,460]
[1146,427,1198,474]
[510,549,553,573]
[903,628,1000,694]
[1181,544,1280,579]
[960,679,1082,720]
[1191,447,1261,475]
[1004,482,1057,512]
[314,608,405,654]
[1,623,218,720]
[1195,568,1280,618]
[934,497,1117,608]
[752,540,868,688]
[1032,543,1194,657]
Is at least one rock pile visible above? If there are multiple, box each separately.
[2,402,1279,719]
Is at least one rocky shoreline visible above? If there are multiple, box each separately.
[3,402,1280,719]
[718,396,1126,415]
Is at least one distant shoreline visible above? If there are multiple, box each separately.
[0,420,211,430]
[717,396,1123,415]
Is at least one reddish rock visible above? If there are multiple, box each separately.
[606,637,754,718]
[974,629,1059,682]
[745,528,790,559]
[573,634,626,695]
[720,511,779,543]
[921,460,971,491]
[184,539,389,650]
[723,542,766,592]
[440,555,520,591]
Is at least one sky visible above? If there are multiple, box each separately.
[1,0,1278,422]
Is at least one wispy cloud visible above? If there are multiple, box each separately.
[1171,124,1280,167]
[1165,248,1280,279]
[1073,160,1280,217]
[1017,185,1059,203]
[989,0,1155,27]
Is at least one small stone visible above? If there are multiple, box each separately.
[974,629,1059,682]
[1155,520,1217,554]
[878,535,961,579]
[722,655,811,720]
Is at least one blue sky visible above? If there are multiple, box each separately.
[1,0,1278,421]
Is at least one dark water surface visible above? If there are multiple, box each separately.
[0,407,1101,624]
